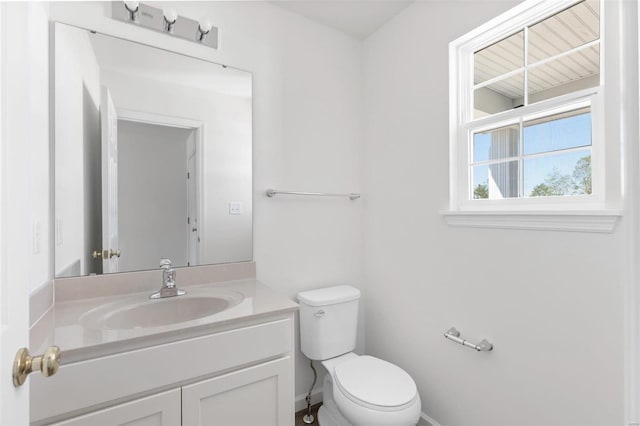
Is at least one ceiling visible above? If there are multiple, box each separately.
[269,0,413,40]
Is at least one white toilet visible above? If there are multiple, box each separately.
[298,285,421,426]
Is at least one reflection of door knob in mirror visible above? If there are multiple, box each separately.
[92,250,106,259]
[93,249,120,259]
[13,346,61,387]
[192,227,197,232]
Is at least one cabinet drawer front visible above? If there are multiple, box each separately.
[182,357,293,426]
[52,389,180,426]
[32,317,292,423]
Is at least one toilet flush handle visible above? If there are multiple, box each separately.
[314,309,325,318]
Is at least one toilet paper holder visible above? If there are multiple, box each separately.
[444,327,493,352]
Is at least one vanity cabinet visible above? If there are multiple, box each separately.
[53,389,181,426]
[51,358,292,426]
[32,315,295,426]
[182,357,291,426]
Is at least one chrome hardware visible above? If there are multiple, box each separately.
[150,258,186,299]
[303,360,318,424]
[266,188,360,201]
[13,346,61,387]
[93,249,121,259]
[111,2,219,50]
[444,327,493,352]
[314,309,325,318]
[123,1,139,22]
[192,227,198,232]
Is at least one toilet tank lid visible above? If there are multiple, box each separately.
[298,285,360,306]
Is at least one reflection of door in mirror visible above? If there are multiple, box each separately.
[187,150,199,266]
[100,86,119,274]
[117,119,197,273]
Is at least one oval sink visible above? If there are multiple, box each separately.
[103,296,234,330]
[81,291,246,331]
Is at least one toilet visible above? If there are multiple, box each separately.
[298,285,421,426]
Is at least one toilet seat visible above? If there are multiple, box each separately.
[334,356,418,411]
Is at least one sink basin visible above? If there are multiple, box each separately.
[81,291,245,331]
[103,296,232,329]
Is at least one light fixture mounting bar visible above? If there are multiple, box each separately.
[111,2,219,50]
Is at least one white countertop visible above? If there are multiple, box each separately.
[32,279,298,364]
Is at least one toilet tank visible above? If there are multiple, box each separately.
[298,285,360,361]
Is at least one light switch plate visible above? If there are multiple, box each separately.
[229,202,242,215]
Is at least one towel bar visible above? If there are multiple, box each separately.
[444,327,493,352]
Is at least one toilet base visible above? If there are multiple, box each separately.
[317,373,354,426]
[318,400,353,426]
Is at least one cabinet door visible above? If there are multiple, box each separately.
[51,388,180,426]
[182,357,293,426]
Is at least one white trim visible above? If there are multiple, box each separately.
[0,1,5,329]
[448,0,619,230]
[419,412,442,426]
[442,209,621,233]
[116,108,202,130]
[626,2,640,425]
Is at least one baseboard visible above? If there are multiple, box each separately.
[295,388,323,413]
[419,412,442,426]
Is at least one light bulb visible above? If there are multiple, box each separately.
[123,0,139,13]
[198,18,212,34]
[163,8,178,24]
[123,0,140,23]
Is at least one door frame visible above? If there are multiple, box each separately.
[116,108,204,265]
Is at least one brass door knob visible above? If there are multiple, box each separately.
[13,346,61,387]
[110,249,121,258]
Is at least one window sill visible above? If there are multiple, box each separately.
[441,210,622,233]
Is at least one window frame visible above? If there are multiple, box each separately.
[446,0,622,232]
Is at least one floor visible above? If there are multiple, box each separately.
[295,403,322,426]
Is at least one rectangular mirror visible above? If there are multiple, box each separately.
[54,23,252,278]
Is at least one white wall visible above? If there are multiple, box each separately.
[47,1,364,404]
[54,24,101,277]
[362,2,629,425]
[118,121,191,272]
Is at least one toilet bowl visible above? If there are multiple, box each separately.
[297,285,421,426]
[318,353,421,426]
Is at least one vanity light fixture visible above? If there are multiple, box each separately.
[112,2,219,49]
[123,0,139,22]
[163,7,178,33]
[197,18,212,42]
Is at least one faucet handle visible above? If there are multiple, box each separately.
[159,258,172,269]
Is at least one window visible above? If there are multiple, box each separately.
[471,105,592,200]
[447,0,624,231]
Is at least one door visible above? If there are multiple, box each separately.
[187,149,198,266]
[1,2,48,424]
[100,86,119,273]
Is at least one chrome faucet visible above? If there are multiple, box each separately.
[150,258,186,299]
